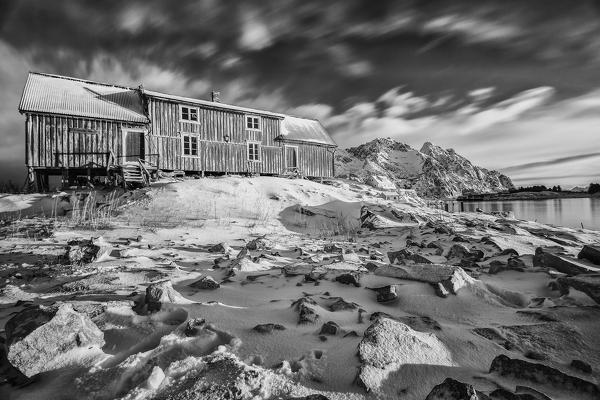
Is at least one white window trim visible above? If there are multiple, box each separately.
[182,134,200,158]
[247,141,262,162]
[179,105,200,123]
[245,114,261,131]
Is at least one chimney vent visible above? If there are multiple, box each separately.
[211,91,220,102]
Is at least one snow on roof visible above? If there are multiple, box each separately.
[280,115,337,146]
[143,89,286,119]
[19,72,149,123]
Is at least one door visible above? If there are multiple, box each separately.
[285,145,298,169]
[123,129,145,162]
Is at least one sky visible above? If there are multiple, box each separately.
[1,0,600,188]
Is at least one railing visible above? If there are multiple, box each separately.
[54,152,111,168]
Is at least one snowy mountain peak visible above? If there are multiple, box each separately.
[336,138,514,198]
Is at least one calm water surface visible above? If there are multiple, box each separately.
[461,197,600,231]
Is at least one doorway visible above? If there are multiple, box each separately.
[123,129,145,162]
[285,145,298,169]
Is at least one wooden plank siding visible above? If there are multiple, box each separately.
[147,97,286,175]
[25,113,145,169]
[282,141,335,178]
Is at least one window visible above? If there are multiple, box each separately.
[246,115,260,130]
[247,142,261,161]
[180,106,199,122]
[183,135,199,156]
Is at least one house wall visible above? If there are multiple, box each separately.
[282,141,335,178]
[147,97,283,174]
[24,113,145,169]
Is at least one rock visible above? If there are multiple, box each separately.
[145,366,165,390]
[246,237,271,251]
[189,275,221,290]
[335,273,361,287]
[5,303,105,377]
[184,318,207,336]
[371,285,399,303]
[341,251,361,263]
[66,238,110,265]
[293,297,320,324]
[425,378,484,400]
[357,317,454,392]
[488,261,506,275]
[208,242,233,254]
[557,275,600,304]
[447,244,484,262]
[374,264,474,295]
[433,282,450,298]
[388,249,432,264]
[324,244,344,253]
[571,359,592,374]
[535,249,599,275]
[498,248,520,257]
[577,244,600,265]
[145,280,192,312]
[507,257,526,270]
[329,298,358,312]
[252,323,286,334]
[319,321,340,335]
[489,355,599,397]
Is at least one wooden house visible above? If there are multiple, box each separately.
[18,72,337,191]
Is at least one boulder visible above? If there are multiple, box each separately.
[292,297,320,324]
[329,297,359,312]
[335,272,361,287]
[189,276,220,290]
[371,285,399,303]
[387,249,432,264]
[534,248,599,275]
[577,244,600,265]
[145,280,192,312]
[447,244,484,262]
[5,303,105,377]
[324,244,344,254]
[571,359,592,374]
[557,275,600,304]
[319,321,340,335]
[374,264,474,295]
[208,242,234,254]
[489,355,599,397]
[66,238,111,265]
[357,317,454,392]
[425,378,484,400]
[246,237,271,251]
[252,323,286,334]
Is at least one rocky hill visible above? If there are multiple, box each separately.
[335,138,514,198]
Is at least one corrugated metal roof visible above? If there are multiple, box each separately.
[19,72,148,123]
[280,116,337,146]
[143,89,286,119]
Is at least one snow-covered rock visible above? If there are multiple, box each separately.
[374,264,475,294]
[5,303,105,377]
[357,317,454,392]
[336,138,513,198]
[145,280,194,311]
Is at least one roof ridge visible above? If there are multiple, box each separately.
[28,71,140,91]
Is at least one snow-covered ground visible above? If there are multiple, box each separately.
[0,176,599,400]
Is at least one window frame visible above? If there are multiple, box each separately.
[180,105,200,123]
[182,134,200,157]
[247,141,261,162]
[245,115,261,131]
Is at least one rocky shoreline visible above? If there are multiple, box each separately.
[0,176,599,400]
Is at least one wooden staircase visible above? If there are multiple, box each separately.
[121,161,148,187]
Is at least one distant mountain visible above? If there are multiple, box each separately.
[335,138,514,198]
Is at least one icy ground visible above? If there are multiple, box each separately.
[0,176,599,400]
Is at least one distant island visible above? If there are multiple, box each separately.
[458,184,598,201]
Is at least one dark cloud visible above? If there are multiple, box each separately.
[1,0,600,186]
[502,152,600,173]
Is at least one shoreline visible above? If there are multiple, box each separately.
[457,192,591,202]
